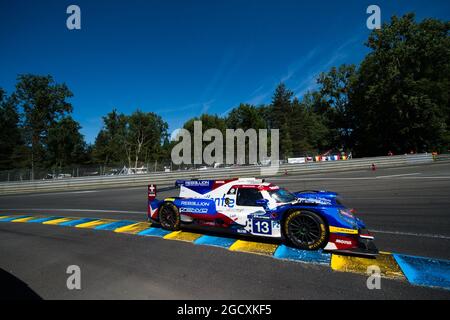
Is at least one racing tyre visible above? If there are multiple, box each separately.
[284,210,328,250]
[159,202,181,231]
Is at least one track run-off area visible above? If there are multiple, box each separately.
[0,162,449,299]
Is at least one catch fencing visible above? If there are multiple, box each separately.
[0,153,434,195]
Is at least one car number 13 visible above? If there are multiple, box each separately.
[252,220,272,235]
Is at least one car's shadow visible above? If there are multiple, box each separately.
[0,268,42,300]
[151,221,284,246]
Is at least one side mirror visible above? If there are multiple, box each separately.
[255,199,269,209]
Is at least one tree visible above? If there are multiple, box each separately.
[288,96,328,156]
[181,114,227,165]
[126,110,168,169]
[317,64,357,151]
[183,114,227,134]
[93,109,128,165]
[0,88,23,170]
[269,83,294,158]
[14,74,73,178]
[93,109,169,169]
[350,13,450,155]
[46,116,87,168]
[226,104,266,130]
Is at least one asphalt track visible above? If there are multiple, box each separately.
[0,162,449,299]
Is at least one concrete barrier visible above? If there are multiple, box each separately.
[0,154,434,195]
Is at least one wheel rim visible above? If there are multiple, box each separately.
[160,206,176,226]
[288,215,322,245]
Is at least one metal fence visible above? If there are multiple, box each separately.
[0,153,435,195]
[0,152,342,182]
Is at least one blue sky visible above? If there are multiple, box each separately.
[1,0,449,143]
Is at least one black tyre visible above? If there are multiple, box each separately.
[158,202,181,231]
[283,210,328,250]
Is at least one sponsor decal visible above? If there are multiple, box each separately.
[252,219,272,235]
[179,207,209,214]
[329,234,357,249]
[185,180,211,187]
[329,226,359,234]
[335,239,353,245]
[198,220,216,226]
[297,197,331,205]
[180,200,210,207]
[206,195,235,207]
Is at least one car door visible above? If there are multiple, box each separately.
[231,187,266,226]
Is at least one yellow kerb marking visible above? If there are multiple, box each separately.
[43,217,77,225]
[0,216,11,220]
[163,230,203,242]
[329,226,359,234]
[114,222,152,234]
[12,216,36,223]
[229,240,278,256]
[331,252,405,280]
[76,219,117,229]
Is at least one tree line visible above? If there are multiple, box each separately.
[0,13,448,172]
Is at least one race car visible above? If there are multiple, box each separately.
[147,178,378,256]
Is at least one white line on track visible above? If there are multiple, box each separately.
[401,176,450,179]
[12,190,99,197]
[270,173,428,180]
[374,173,421,178]
[370,229,450,240]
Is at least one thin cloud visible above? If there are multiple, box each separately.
[243,47,320,106]
[293,35,364,98]
[200,99,215,114]
[156,102,205,114]
[279,48,319,83]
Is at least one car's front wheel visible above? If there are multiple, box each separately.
[158,202,181,231]
[283,210,328,250]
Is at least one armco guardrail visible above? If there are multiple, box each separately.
[0,154,433,195]
[435,154,450,162]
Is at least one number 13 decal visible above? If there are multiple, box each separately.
[253,220,272,235]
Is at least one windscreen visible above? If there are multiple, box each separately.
[268,188,297,203]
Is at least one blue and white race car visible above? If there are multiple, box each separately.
[147,178,378,256]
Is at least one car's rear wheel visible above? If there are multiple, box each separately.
[159,202,181,231]
[284,210,328,250]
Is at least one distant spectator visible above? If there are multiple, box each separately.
[387,151,393,156]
